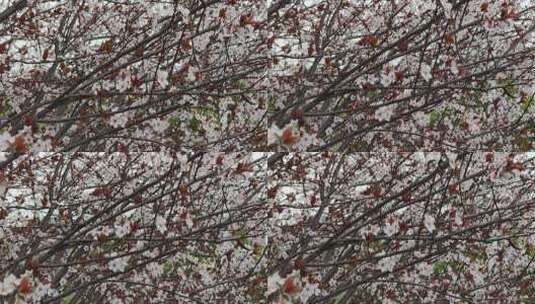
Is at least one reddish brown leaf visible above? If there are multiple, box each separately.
[294,258,306,271]
[216,155,224,166]
[361,35,379,47]
[179,184,188,197]
[281,128,298,145]
[24,115,35,128]
[371,184,382,198]
[181,38,192,50]
[0,207,7,220]
[135,46,144,57]
[397,40,409,52]
[395,71,404,82]
[219,8,227,19]
[236,163,254,174]
[0,42,7,54]
[267,186,279,199]
[506,159,524,172]
[402,191,411,203]
[445,34,455,44]
[99,40,113,53]
[448,184,459,194]
[19,277,32,294]
[239,13,254,27]
[282,277,300,295]
[129,221,139,232]
[13,136,28,153]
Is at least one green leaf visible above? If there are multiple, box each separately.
[189,117,201,132]
[366,89,379,99]
[235,79,248,90]
[328,142,342,152]
[163,261,173,274]
[521,95,534,112]
[514,135,532,152]
[467,248,487,262]
[428,110,441,127]
[254,244,266,259]
[63,294,74,304]
[168,117,180,127]
[267,96,277,112]
[0,97,12,116]
[433,260,448,274]
[239,231,250,245]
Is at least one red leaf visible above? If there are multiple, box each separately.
[130,75,143,87]
[0,207,7,220]
[13,136,28,153]
[179,184,188,199]
[24,115,35,128]
[281,128,298,145]
[399,221,408,232]
[361,35,379,47]
[394,71,404,82]
[282,277,300,295]
[371,184,382,198]
[239,13,254,26]
[307,44,314,56]
[397,40,409,52]
[402,191,411,203]
[236,163,254,174]
[181,38,192,50]
[219,8,227,19]
[0,42,7,54]
[42,48,49,61]
[445,34,455,44]
[19,277,32,294]
[448,184,459,194]
[99,40,113,53]
[135,46,144,57]
[506,159,524,172]
[294,258,305,271]
[362,183,382,198]
[91,187,112,197]
[129,221,139,232]
[216,155,224,166]
[267,186,279,199]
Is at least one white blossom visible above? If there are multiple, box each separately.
[0,274,20,296]
[416,262,433,276]
[114,222,130,238]
[420,63,432,81]
[375,104,395,122]
[378,255,400,273]
[146,262,164,278]
[157,69,168,87]
[424,214,436,232]
[155,215,167,234]
[108,256,129,273]
[300,282,321,303]
[383,220,398,237]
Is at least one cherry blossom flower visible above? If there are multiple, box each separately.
[108,256,129,273]
[0,274,20,296]
[424,214,436,232]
